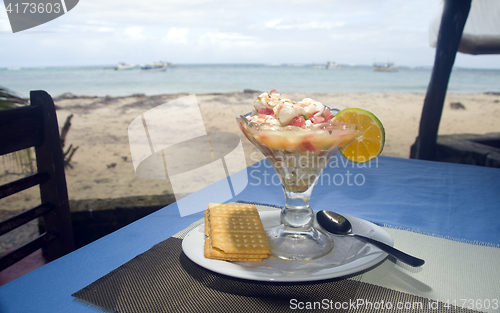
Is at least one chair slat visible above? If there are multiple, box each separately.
[31,90,74,261]
[0,172,50,200]
[0,230,58,272]
[0,105,44,156]
[0,202,55,236]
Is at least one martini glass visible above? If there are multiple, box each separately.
[237,113,360,261]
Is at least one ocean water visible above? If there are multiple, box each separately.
[1,64,499,98]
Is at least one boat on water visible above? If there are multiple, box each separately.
[140,61,171,71]
[326,61,340,69]
[373,62,399,72]
[313,61,340,70]
[115,62,138,70]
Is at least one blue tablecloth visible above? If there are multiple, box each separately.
[0,156,499,313]
[237,156,500,247]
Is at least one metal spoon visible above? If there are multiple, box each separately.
[316,210,425,267]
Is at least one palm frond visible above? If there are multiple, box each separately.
[0,86,27,109]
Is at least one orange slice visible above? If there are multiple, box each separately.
[333,108,385,163]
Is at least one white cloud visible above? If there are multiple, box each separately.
[98,27,114,33]
[163,27,189,44]
[80,20,115,33]
[2,0,498,68]
[264,19,281,29]
[0,10,12,33]
[56,23,115,33]
[198,32,258,48]
[0,19,11,33]
[123,26,147,41]
[264,19,345,30]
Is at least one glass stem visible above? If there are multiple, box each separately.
[281,186,315,231]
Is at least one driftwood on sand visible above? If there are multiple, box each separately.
[60,113,79,168]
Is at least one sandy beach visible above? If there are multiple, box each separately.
[1,91,500,212]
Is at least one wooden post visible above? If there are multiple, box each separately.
[412,0,471,160]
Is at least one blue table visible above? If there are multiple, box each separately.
[239,155,500,246]
[1,156,499,313]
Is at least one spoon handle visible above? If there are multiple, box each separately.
[353,234,425,267]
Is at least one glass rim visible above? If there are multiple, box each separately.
[236,113,357,131]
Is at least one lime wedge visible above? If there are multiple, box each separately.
[333,108,385,163]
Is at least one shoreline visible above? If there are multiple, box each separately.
[4,64,500,99]
[39,90,500,102]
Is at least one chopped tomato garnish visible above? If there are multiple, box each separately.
[288,116,306,127]
[269,89,278,94]
[310,116,325,124]
[309,108,334,123]
[322,107,331,118]
[258,108,274,118]
[309,111,319,118]
[301,141,315,151]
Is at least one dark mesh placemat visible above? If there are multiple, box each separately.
[73,237,480,313]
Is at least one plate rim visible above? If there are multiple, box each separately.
[182,211,392,282]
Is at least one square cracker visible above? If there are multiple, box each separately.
[209,215,265,233]
[204,239,265,262]
[204,203,271,261]
[204,210,209,237]
[208,204,260,217]
[210,232,271,254]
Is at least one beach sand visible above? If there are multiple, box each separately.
[1,91,500,213]
[0,90,499,252]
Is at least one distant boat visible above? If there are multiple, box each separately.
[313,61,340,69]
[326,61,340,69]
[115,62,137,70]
[140,61,171,71]
[373,62,399,72]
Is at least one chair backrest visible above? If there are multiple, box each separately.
[0,90,74,272]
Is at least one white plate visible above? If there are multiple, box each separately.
[182,211,393,282]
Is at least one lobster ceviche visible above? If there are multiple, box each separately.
[246,89,335,128]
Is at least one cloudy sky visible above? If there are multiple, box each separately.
[1,0,499,68]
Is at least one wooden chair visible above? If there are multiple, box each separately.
[0,90,74,272]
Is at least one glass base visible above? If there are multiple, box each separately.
[265,224,334,261]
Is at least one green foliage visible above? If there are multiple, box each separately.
[0,86,27,109]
